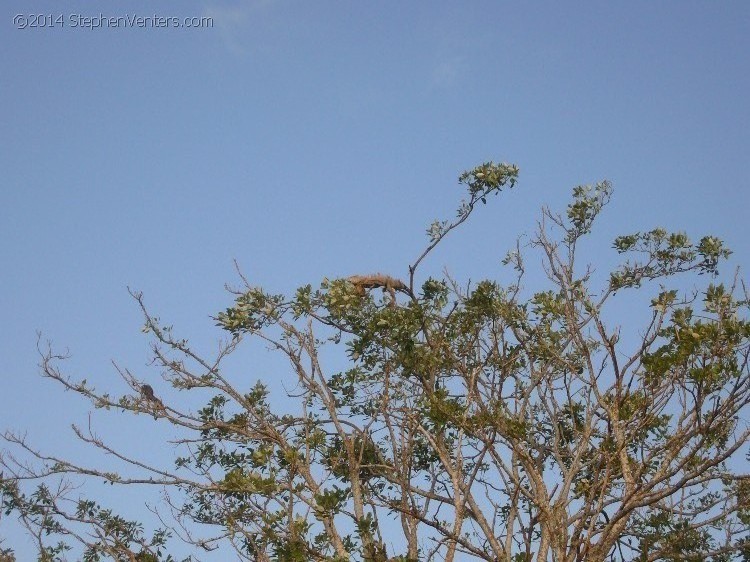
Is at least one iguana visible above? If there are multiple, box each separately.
[348,274,410,304]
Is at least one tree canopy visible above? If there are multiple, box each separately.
[2,162,749,562]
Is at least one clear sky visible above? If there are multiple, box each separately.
[1,0,749,558]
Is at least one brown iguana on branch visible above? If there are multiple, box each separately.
[348,274,410,305]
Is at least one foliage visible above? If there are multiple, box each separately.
[2,161,749,561]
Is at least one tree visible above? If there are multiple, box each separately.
[2,161,749,562]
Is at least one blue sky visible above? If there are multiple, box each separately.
[1,0,749,557]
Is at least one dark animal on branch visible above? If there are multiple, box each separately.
[140,384,165,419]
[348,274,410,305]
